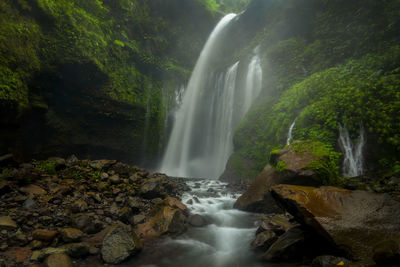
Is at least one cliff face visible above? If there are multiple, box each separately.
[221,0,400,182]
[0,0,216,165]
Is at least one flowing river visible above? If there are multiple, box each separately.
[125,179,291,267]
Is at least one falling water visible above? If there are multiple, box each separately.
[160,14,263,179]
[243,48,263,114]
[338,124,365,177]
[286,120,296,145]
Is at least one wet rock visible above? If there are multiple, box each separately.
[136,197,188,239]
[101,223,142,264]
[47,157,66,170]
[188,214,210,227]
[59,228,84,242]
[32,229,58,242]
[372,239,400,266]
[256,214,296,236]
[109,174,120,184]
[251,229,277,251]
[71,200,88,213]
[186,199,193,205]
[311,255,351,267]
[193,197,201,204]
[262,226,306,262]
[0,180,11,194]
[44,253,73,267]
[235,142,327,213]
[118,207,134,224]
[271,184,400,261]
[23,197,37,210]
[89,160,116,170]
[71,214,102,234]
[140,178,165,199]
[0,216,17,229]
[31,243,89,261]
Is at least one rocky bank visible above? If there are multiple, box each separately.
[0,156,190,266]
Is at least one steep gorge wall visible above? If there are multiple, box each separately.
[0,0,216,166]
[222,0,400,182]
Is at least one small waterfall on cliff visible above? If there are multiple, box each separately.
[339,124,365,177]
[243,48,263,114]
[286,119,296,145]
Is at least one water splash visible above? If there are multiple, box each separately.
[338,123,365,177]
[286,119,296,145]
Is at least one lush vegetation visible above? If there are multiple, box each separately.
[0,0,215,163]
[228,0,400,181]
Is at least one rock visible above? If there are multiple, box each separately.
[71,200,88,213]
[186,199,193,205]
[372,239,400,266]
[32,229,58,241]
[118,207,134,224]
[262,226,306,262]
[136,197,188,239]
[71,214,102,234]
[20,184,46,195]
[47,157,66,170]
[59,228,84,242]
[140,178,165,199]
[23,197,37,210]
[0,216,17,229]
[311,255,351,267]
[66,155,78,166]
[31,243,89,261]
[256,214,295,236]
[270,184,400,261]
[251,229,277,251]
[89,160,116,170]
[235,142,328,213]
[44,253,73,267]
[109,174,120,184]
[132,215,146,225]
[188,214,210,227]
[100,172,109,179]
[101,223,142,264]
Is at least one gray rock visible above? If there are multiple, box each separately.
[23,197,37,210]
[101,223,143,264]
[251,229,277,250]
[31,243,89,261]
[188,214,210,227]
[109,174,120,184]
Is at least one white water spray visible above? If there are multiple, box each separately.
[243,48,263,114]
[338,124,365,177]
[286,119,296,145]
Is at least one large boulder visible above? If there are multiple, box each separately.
[234,141,333,213]
[270,184,400,261]
[101,223,142,264]
[136,197,188,239]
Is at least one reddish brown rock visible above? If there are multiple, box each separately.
[234,143,325,213]
[136,197,187,240]
[59,228,84,242]
[270,184,400,261]
[0,247,32,263]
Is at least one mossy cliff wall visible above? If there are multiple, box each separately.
[222,0,400,182]
[0,0,216,165]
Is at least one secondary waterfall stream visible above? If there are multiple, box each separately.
[160,14,262,179]
[338,124,365,177]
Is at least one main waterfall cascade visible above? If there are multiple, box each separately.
[338,124,366,177]
[160,14,263,179]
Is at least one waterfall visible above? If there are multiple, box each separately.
[160,14,263,179]
[286,119,296,145]
[243,48,263,114]
[338,124,365,177]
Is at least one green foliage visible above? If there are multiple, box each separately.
[32,160,57,175]
[275,161,287,173]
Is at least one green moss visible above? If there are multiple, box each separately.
[275,161,287,173]
[32,160,57,175]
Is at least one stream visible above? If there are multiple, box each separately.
[126,179,290,267]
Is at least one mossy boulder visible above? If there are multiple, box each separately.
[234,141,339,213]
